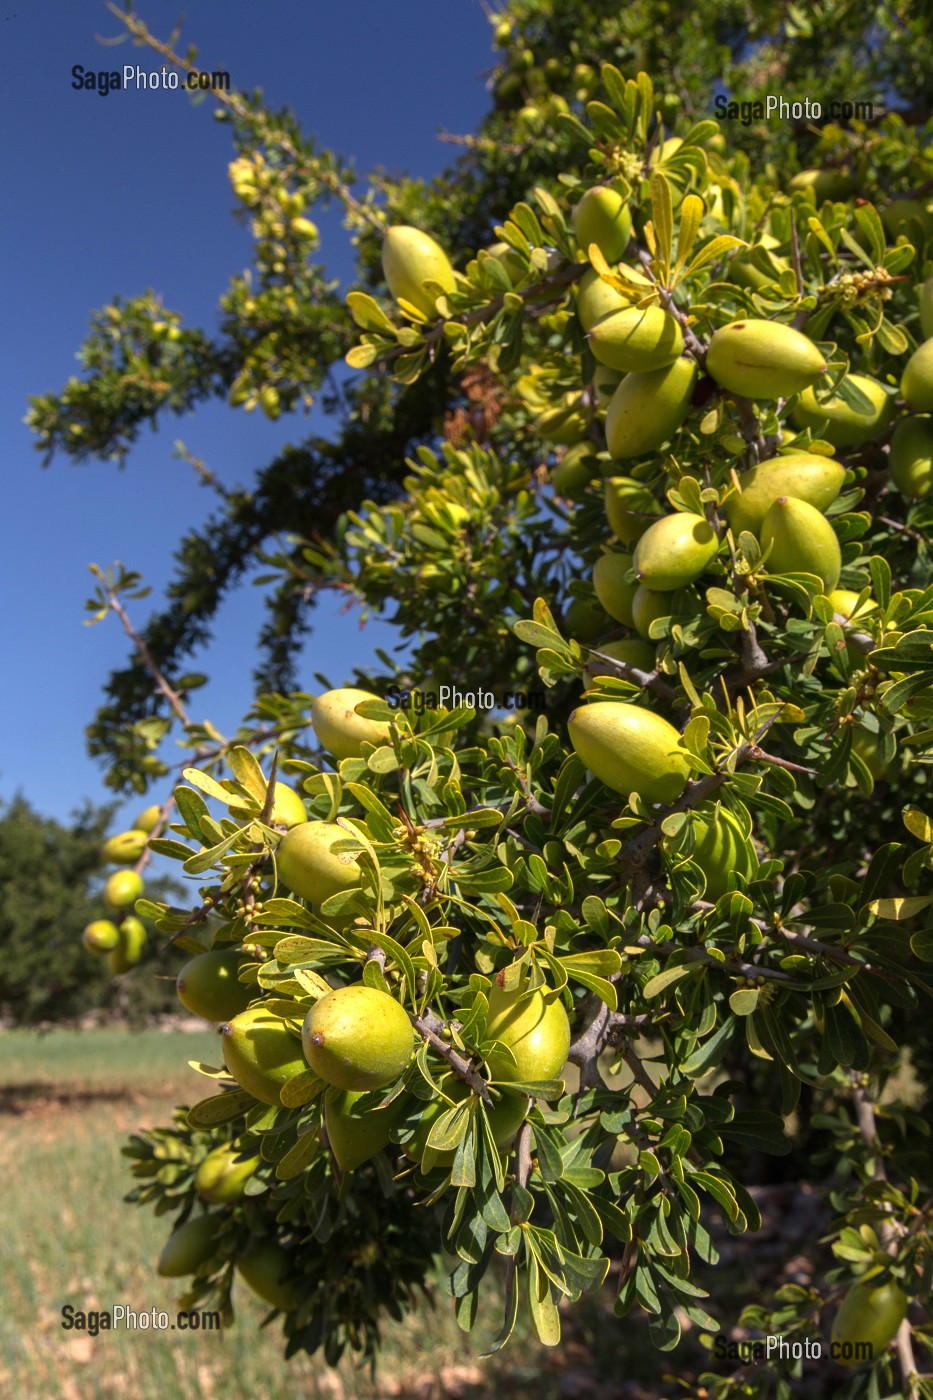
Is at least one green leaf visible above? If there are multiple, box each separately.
[186,1089,255,1128]
[643,964,694,999]
[346,291,395,334]
[227,746,269,804]
[867,896,933,921]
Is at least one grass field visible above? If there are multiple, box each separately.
[0,1027,639,1400]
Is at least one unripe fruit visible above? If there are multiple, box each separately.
[791,374,895,447]
[592,551,638,626]
[302,986,414,1092]
[100,830,148,866]
[706,320,826,400]
[103,869,144,910]
[382,226,456,318]
[920,277,933,339]
[568,701,690,803]
[324,1087,407,1172]
[728,234,787,291]
[196,1146,260,1203]
[276,820,363,910]
[82,919,120,955]
[583,638,655,687]
[831,1278,908,1364]
[760,497,841,592]
[605,357,697,459]
[108,916,147,974]
[236,1240,298,1311]
[486,241,525,284]
[828,589,876,624]
[592,363,622,409]
[633,513,718,591]
[664,805,756,900]
[177,949,254,1022]
[551,441,599,501]
[882,198,930,238]
[604,477,663,543]
[564,596,612,641]
[132,804,161,834]
[788,167,854,202]
[889,416,933,498]
[724,453,846,537]
[589,305,684,373]
[221,1006,307,1105]
[229,781,307,828]
[157,1215,222,1277]
[850,726,892,780]
[573,186,632,263]
[631,584,673,638]
[535,403,587,445]
[311,687,392,760]
[576,266,656,332]
[901,339,933,413]
[406,1074,528,1167]
[484,984,571,1084]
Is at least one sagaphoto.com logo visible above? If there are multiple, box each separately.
[71,63,230,97]
[713,94,875,127]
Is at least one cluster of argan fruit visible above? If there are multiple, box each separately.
[81,806,160,973]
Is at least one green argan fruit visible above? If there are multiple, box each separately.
[589,305,684,373]
[82,919,120,955]
[100,830,148,866]
[108,916,147,975]
[576,267,629,332]
[177,948,254,1022]
[405,1074,528,1167]
[592,363,623,408]
[633,513,718,591]
[573,186,632,262]
[564,596,612,641]
[229,782,307,829]
[311,687,392,760]
[592,551,638,626]
[221,1006,307,1105]
[760,496,841,591]
[535,403,587,444]
[583,638,656,686]
[882,198,930,238]
[828,590,876,624]
[236,1240,298,1311]
[706,320,826,399]
[631,584,673,638]
[484,983,571,1084]
[551,441,599,500]
[103,869,144,910]
[604,477,663,543]
[889,416,933,498]
[382,226,456,318]
[324,1087,408,1172]
[790,374,895,447]
[850,726,892,781]
[568,701,690,803]
[920,277,933,339]
[485,241,525,284]
[724,453,846,536]
[831,1278,908,1364]
[901,340,933,412]
[605,357,697,459]
[132,804,161,834]
[728,233,787,291]
[301,985,414,1092]
[665,804,756,900]
[788,168,854,202]
[195,1146,260,1203]
[157,1215,222,1278]
[276,820,363,910]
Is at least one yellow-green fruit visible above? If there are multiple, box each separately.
[788,168,854,202]
[589,305,684,373]
[592,363,623,408]
[103,869,144,910]
[100,830,148,866]
[791,374,895,447]
[132,804,161,834]
[631,584,673,638]
[406,1075,528,1167]
[605,357,697,459]
[486,241,525,284]
[831,1279,908,1364]
[484,984,571,1084]
[196,1146,260,1203]
[889,416,933,498]
[633,513,718,591]
[728,234,787,291]
[302,985,414,1092]
[724,453,846,536]
[901,339,933,413]
[665,805,756,900]
[829,589,876,624]
[576,267,629,332]
[760,497,841,592]
[229,781,306,829]
[552,441,599,501]
[222,1007,307,1106]
[276,820,363,910]
[568,701,690,803]
[382,226,456,318]
[82,919,120,955]
[564,596,612,641]
[236,1240,298,1311]
[157,1216,222,1278]
[108,916,147,974]
[920,277,933,339]
[535,403,587,444]
[177,948,254,1022]
[324,1087,408,1172]
[604,477,663,543]
[592,551,638,626]
[706,320,826,400]
[850,726,892,780]
[882,198,929,238]
[583,638,656,687]
[573,186,632,262]
[311,687,392,759]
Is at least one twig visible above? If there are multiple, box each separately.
[411,1008,492,1103]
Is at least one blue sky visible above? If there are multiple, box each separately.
[2,1,495,827]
